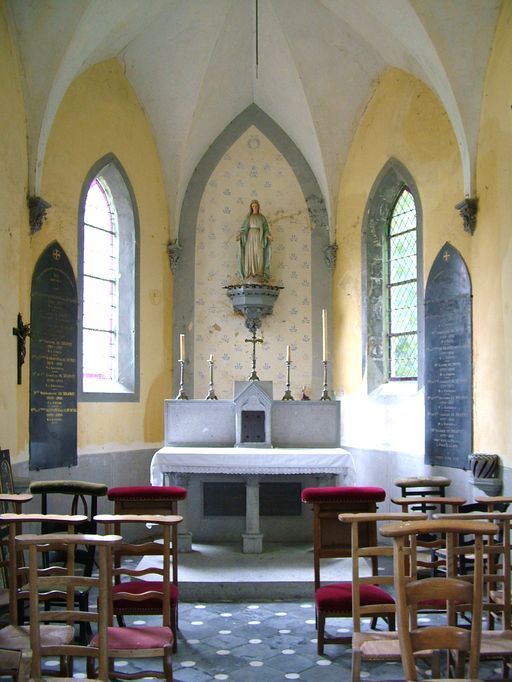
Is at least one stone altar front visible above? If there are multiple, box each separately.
[151,446,354,552]
[154,381,347,552]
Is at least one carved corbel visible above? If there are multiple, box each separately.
[28,196,51,234]
[323,242,338,271]
[167,239,182,272]
[455,197,478,235]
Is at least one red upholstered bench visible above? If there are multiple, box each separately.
[108,485,187,511]
[301,486,388,654]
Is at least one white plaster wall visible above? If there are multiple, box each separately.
[194,126,313,399]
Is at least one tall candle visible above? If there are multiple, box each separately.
[286,345,291,362]
[322,309,327,361]
[179,334,185,362]
[209,354,214,363]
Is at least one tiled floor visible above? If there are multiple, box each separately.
[38,601,505,681]
[6,543,507,681]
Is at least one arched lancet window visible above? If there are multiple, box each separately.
[78,156,139,401]
[363,160,423,392]
[386,187,418,380]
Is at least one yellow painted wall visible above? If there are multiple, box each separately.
[333,68,469,458]
[334,67,465,396]
[473,1,512,463]
[35,59,171,453]
[0,3,29,462]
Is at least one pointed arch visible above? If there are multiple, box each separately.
[77,153,140,401]
[362,158,424,392]
[174,105,330,396]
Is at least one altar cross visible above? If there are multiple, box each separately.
[245,330,263,381]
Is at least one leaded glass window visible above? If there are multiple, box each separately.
[386,187,418,379]
[82,178,119,383]
[79,156,138,401]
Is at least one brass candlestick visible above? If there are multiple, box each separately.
[205,358,218,400]
[282,359,294,400]
[175,360,188,399]
[320,360,331,400]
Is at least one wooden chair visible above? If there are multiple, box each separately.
[18,531,121,681]
[394,475,451,502]
[338,511,427,682]
[392,495,466,575]
[106,486,186,650]
[436,510,512,676]
[95,512,182,663]
[0,494,33,622]
[301,486,390,654]
[381,518,498,681]
[0,646,30,682]
[92,513,181,681]
[0,513,88,677]
[28,480,108,643]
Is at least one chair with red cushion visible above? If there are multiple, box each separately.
[105,486,186,651]
[94,513,182,679]
[301,486,390,654]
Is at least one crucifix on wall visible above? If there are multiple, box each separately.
[12,313,30,385]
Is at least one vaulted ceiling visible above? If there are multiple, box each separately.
[6,0,502,236]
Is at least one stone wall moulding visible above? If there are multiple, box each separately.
[28,196,51,234]
[455,197,478,235]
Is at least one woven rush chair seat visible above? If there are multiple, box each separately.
[301,486,387,654]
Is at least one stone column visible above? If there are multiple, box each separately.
[242,475,263,553]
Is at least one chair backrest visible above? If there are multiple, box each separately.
[0,512,87,625]
[17,531,121,681]
[29,480,108,576]
[381,518,498,681]
[434,510,512,630]
[94,513,183,626]
[391,496,466,574]
[0,493,33,595]
[107,486,187,584]
[338,512,426,633]
[301,487,386,589]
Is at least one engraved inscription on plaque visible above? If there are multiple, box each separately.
[425,243,472,469]
[29,241,78,470]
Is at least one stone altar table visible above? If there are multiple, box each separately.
[151,446,354,552]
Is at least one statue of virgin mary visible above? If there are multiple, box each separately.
[236,200,272,282]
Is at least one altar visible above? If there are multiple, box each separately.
[151,446,354,552]
[152,379,350,552]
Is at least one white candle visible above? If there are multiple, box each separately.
[286,345,291,362]
[209,354,214,363]
[179,334,185,362]
[322,309,327,361]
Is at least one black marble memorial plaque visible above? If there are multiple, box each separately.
[425,243,472,469]
[29,241,77,470]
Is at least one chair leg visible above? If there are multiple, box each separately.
[163,642,173,682]
[317,611,325,655]
[351,647,362,682]
[171,606,178,653]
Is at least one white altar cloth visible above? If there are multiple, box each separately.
[151,446,354,484]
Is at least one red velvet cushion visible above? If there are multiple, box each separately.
[301,486,386,503]
[91,626,173,649]
[315,582,395,612]
[112,581,178,609]
[108,485,187,501]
